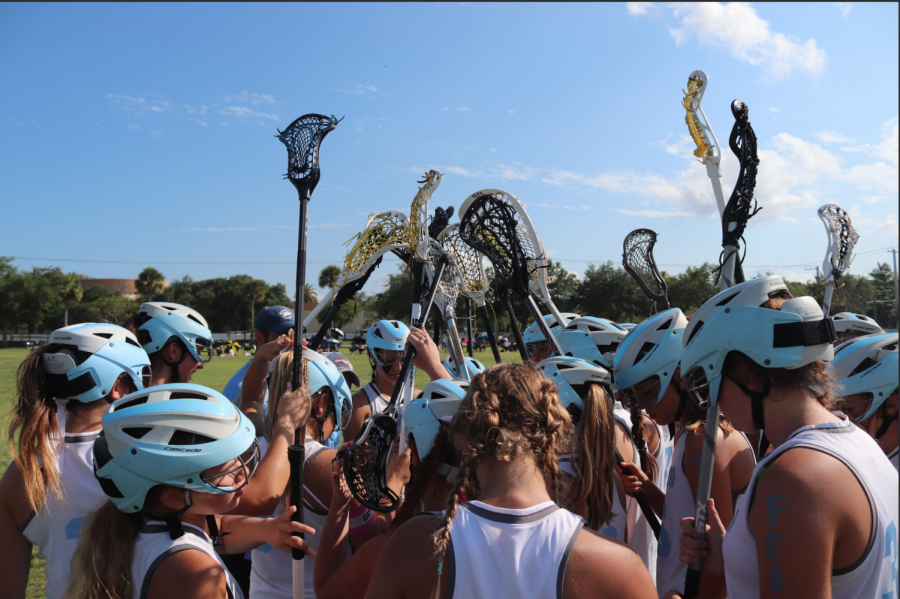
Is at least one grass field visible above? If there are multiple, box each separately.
[0,345,520,599]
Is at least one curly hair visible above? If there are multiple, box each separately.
[431,363,572,566]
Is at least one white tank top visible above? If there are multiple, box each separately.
[723,414,899,599]
[558,453,627,542]
[655,430,691,598]
[888,446,898,471]
[362,382,390,416]
[626,417,674,587]
[250,437,345,599]
[132,519,243,599]
[445,500,585,599]
[22,404,107,599]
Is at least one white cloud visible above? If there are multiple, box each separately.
[832,2,853,18]
[767,107,779,113]
[336,84,381,97]
[224,92,276,105]
[127,124,142,130]
[612,208,695,218]
[508,109,515,114]
[443,166,480,178]
[107,94,171,113]
[626,2,654,16]
[654,134,697,156]
[815,130,856,144]
[217,106,279,121]
[442,106,470,113]
[633,3,826,79]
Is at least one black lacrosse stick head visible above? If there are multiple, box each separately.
[276,114,341,200]
[340,412,400,512]
[722,100,760,248]
[428,205,455,240]
[622,228,670,310]
[458,193,530,296]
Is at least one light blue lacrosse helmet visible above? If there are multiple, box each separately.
[537,356,613,419]
[305,349,353,432]
[681,296,835,409]
[832,312,885,341]
[402,379,468,461]
[442,355,486,380]
[42,323,151,403]
[832,333,899,422]
[366,320,410,364]
[522,313,580,345]
[93,383,258,513]
[613,309,688,406]
[137,302,214,363]
[557,316,628,370]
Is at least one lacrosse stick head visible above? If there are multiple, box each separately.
[818,204,859,281]
[682,70,719,164]
[426,242,461,314]
[458,190,532,296]
[341,412,400,512]
[438,223,490,306]
[276,114,341,199]
[342,210,411,274]
[622,229,670,309]
[722,100,761,247]
[409,170,444,260]
[428,205,455,240]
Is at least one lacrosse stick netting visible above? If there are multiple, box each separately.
[622,229,670,311]
[818,204,859,316]
[458,191,563,356]
[276,114,340,198]
[409,170,444,261]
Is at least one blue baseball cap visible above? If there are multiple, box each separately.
[255,306,295,334]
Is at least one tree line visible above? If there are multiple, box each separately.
[0,259,292,343]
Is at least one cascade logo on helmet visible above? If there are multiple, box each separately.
[164,447,203,453]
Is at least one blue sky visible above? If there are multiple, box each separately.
[2,2,897,301]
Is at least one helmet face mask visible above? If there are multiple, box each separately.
[201,441,261,493]
[619,375,663,410]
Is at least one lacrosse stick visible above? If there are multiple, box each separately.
[276,112,339,599]
[466,299,475,358]
[684,100,760,599]
[622,229,670,311]
[399,171,443,449]
[818,204,859,316]
[438,222,503,364]
[683,70,727,218]
[340,255,449,512]
[458,189,564,358]
[305,208,414,348]
[427,250,469,381]
[718,100,761,290]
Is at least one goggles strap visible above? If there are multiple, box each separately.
[160,338,188,384]
[728,372,772,431]
[164,497,192,541]
[876,402,897,439]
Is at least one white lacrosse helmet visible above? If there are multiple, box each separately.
[832,312,885,342]
[556,316,628,370]
[832,333,899,422]
[537,356,612,420]
[613,309,689,407]
[522,313,580,345]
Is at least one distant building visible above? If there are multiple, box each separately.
[80,278,169,300]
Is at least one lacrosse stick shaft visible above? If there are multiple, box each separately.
[524,295,564,357]
[398,260,430,453]
[614,448,661,540]
[720,243,740,291]
[287,443,305,599]
[478,304,503,363]
[822,278,836,317]
[466,299,474,358]
[308,303,341,352]
[444,309,470,381]
[499,289,529,363]
[301,295,330,329]
[684,404,720,598]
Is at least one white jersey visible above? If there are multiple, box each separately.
[559,453,627,542]
[723,414,899,599]
[888,446,899,471]
[132,519,243,599]
[22,406,106,599]
[362,382,390,415]
[445,500,585,599]
[626,417,673,586]
[655,430,691,598]
[250,437,345,599]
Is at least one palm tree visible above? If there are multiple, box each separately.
[136,267,166,301]
[247,280,269,330]
[60,273,83,326]
[318,265,342,290]
[304,284,318,304]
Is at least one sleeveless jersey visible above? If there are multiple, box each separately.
[888,446,898,471]
[655,431,691,598]
[22,403,106,599]
[626,416,673,586]
[445,501,585,599]
[723,414,899,599]
[559,453,627,542]
[132,519,243,599]
[250,437,345,599]
[362,382,390,415]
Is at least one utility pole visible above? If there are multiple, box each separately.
[805,264,820,280]
[892,248,899,332]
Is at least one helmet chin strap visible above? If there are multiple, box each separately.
[727,371,773,431]
[875,402,897,439]
[674,386,689,423]
[164,490,194,540]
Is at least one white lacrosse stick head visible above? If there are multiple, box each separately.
[818,204,859,281]
[437,223,490,307]
[682,70,721,170]
[410,169,444,261]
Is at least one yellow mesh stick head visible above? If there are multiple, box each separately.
[438,223,487,295]
[409,170,444,260]
[341,211,411,280]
